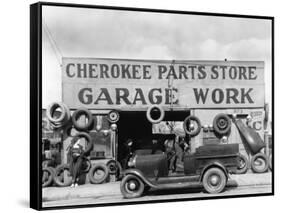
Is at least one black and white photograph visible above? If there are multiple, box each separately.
[30,1,273,210]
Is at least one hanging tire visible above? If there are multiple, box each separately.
[213,113,231,135]
[88,163,109,184]
[42,167,55,187]
[46,102,71,129]
[235,154,249,174]
[202,167,227,194]
[183,115,201,137]
[54,164,72,187]
[146,105,165,124]
[251,153,269,173]
[120,174,145,198]
[72,108,94,131]
[73,132,94,156]
[107,110,120,123]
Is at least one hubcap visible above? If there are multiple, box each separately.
[210,175,220,186]
[128,181,137,190]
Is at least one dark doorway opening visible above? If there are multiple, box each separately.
[116,110,190,168]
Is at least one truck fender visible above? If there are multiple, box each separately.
[123,169,157,188]
[199,162,229,182]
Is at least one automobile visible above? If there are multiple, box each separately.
[120,143,239,198]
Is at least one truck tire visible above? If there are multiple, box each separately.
[235,154,249,174]
[120,174,144,198]
[54,164,72,187]
[42,167,54,187]
[202,167,227,194]
[213,113,231,135]
[183,115,201,137]
[251,153,269,173]
[146,105,165,124]
[72,108,93,131]
[88,163,109,184]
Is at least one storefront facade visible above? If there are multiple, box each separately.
[61,57,266,165]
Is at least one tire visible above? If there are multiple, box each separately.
[88,163,109,184]
[202,167,227,194]
[54,164,72,187]
[269,154,272,170]
[183,115,201,137]
[146,105,165,124]
[81,158,91,174]
[120,174,145,198]
[73,132,94,156]
[106,160,123,179]
[107,110,120,123]
[213,113,231,135]
[46,102,71,129]
[251,153,269,173]
[42,167,54,187]
[72,108,94,131]
[46,102,66,123]
[235,154,249,174]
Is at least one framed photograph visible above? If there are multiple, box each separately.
[30,2,274,210]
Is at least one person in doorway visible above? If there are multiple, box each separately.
[68,138,85,188]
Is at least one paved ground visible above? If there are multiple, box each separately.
[42,172,272,208]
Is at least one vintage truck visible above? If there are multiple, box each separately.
[120,143,239,198]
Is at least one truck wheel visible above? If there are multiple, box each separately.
[183,115,201,137]
[146,105,165,124]
[235,154,249,174]
[120,175,144,198]
[54,164,72,187]
[202,167,227,194]
[88,163,109,184]
[42,167,54,187]
[213,113,231,135]
[251,153,269,173]
[72,108,94,131]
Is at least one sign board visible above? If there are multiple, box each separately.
[62,58,265,110]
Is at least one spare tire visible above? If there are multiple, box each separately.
[235,154,249,174]
[146,105,165,124]
[72,108,93,131]
[106,160,123,179]
[251,153,269,173]
[213,113,231,135]
[53,164,72,187]
[107,110,120,123]
[183,115,201,137]
[88,163,109,184]
[42,167,55,187]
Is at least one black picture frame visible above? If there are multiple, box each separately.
[30,1,274,210]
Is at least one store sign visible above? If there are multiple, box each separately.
[62,58,265,110]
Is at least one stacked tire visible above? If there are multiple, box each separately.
[46,102,71,130]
